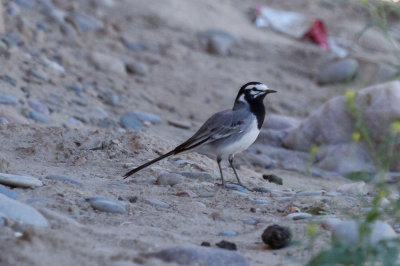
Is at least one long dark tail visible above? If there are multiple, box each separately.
[123,150,175,179]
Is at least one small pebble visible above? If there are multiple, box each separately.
[225,183,247,192]
[28,111,51,124]
[216,240,237,250]
[198,192,215,198]
[244,217,260,225]
[156,173,183,186]
[0,118,9,124]
[0,95,18,105]
[90,196,126,213]
[175,190,197,198]
[297,191,324,196]
[251,198,270,205]
[253,186,271,193]
[178,171,213,180]
[69,12,103,33]
[102,90,119,106]
[286,212,312,220]
[201,241,211,247]
[125,61,149,76]
[147,199,169,208]
[28,99,50,115]
[219,230,237,237]
[45,174,82,185]
[232,191,248,197]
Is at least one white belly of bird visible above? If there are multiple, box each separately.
[218,119,260,158]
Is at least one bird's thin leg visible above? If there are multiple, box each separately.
[217,156,225,187]
[229,154,245,187]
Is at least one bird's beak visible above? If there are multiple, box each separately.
[266,89,277,94]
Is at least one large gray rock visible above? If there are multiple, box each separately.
[314,143,376,175]
[322,219,397,245]
[0,194,48,227]
[199,29,236,56]
[152,246,250,266]
[316,58,359,84]
[284,81,400,170]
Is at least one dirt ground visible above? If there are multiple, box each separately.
[0,0,395,265]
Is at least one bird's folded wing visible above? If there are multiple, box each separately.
[174,109,249,152]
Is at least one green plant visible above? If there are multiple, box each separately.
[305,88,400,265]
[358,0,400,78]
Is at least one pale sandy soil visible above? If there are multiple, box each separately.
[0,0,394,265]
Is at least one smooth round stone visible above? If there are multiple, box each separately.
[0,95,18,105]
[232,191,248,197]
[89,107,108,119]
[244,217,261,225]
[286,212,312,220]
[219,230,237,236]
[0,173,42,188]
[45,174,82,185]
[251,198,270,205]
[0,184,20,199]
[152,246,249,266]
[120,113,142,130]
[147,199,169,208]
[69,12,103,33]
[316,58,359,84]
[157,173,183,186]
[253,186,271,193]
[297,191,324,196]
[198,192,215,198]
[28,99,49,115]
[125,61,149,76]
[123,111,162,125]
[0,194,48,227]
[178,171,213,180]
[90,196,126,213]
[28,111,51,124]
[225,183,247,191]
[103,91,119,106]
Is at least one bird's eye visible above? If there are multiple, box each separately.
[251,87,257,91]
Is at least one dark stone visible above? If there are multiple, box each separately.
[200,241,211,247]
[261,225,292,249]
[263,174,283,185]
[216,240,237,251]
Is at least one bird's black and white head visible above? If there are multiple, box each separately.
[234,81,276,106]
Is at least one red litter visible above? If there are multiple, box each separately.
[304,19,329,50]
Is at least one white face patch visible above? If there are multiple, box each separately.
[245,83,268,96]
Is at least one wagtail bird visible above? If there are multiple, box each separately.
[123,81,276,187]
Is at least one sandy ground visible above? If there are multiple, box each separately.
[0,0,395,265]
